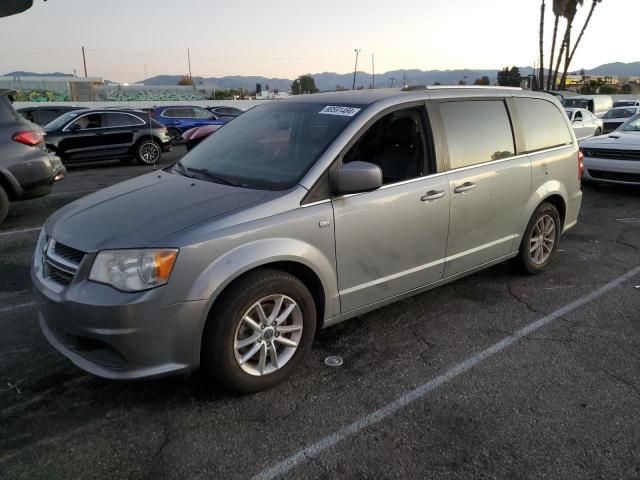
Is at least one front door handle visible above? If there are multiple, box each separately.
[421,190,445,202]
[454,182,477,194]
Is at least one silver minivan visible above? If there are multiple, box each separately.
[32,87,582,392]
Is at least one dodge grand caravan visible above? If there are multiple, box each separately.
[32,87,582,392]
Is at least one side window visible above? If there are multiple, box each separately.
[193,108,213,119]
[574,111,583,121]
[439,100,515,170]
[162,108,176,118]
[70,113,103,130]
[343,107,429,185]
[105,113,145,127]
[514,98,572,153]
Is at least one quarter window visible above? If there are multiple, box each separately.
[513,98,572,153]
[439,100,515,170]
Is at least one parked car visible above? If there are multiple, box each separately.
[613,99,640,108]
[0,90,65,224]
[580,113,640,185]
[565,107,603,139]
[182,124,223,150]
[206,106,244,118]
[44,109,172,165]
[149,106,228,145]
[32,87,582,392]
[601,106,640,133]
[17,105,87,126]
[562,95,613,118]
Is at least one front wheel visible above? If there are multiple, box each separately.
[517,202,561,275]
[594,127,602,136]
[136,139,162,165]
[167,128,182,146]
[201,269,317,393]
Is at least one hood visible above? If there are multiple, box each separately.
[46,171,267,252]
[580,132,640,149]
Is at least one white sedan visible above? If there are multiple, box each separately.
[565,108,603,140]
[580,114,640,185]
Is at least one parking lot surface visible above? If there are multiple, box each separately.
[1,150,639,479]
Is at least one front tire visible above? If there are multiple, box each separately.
[517,202,561,275]
[201,269,317,393]
[167,128,182,146]
[0,185,9,224]
[594,127,602,136]
[135,139,162,165]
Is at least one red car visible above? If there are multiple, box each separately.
[182,124,223,150]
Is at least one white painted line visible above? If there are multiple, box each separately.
[252,265,640,480]
[0,227,41,237]
[0,302,36,315]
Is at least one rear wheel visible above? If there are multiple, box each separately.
[167,128,182,146]
[201,269,316,393]
[517,202,561,275]
[0,185,9,224]
[136,139,162,165]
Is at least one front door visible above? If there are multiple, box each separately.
[333,105,450,313]
[59,112,112,162]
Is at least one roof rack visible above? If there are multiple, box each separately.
[402,85,523,92]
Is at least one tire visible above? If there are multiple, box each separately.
[0,185,9,225]
[167,128,182,146]
[201,269,317,393]
[517,202,561,275]
[135,139,162,165]
[594,128,602,136]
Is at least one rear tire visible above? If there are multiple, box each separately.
[517,202,561,275]
[135,139,162,165]
[0,185,9,224]
[201,269,317,393]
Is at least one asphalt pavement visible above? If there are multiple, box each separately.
[1,151,639,479]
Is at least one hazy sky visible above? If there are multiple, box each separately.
[1,0,638,83]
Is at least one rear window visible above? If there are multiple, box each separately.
[439,100,515,170]
[513,98,572,153]
[603,108,637,119]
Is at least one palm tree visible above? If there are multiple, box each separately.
[547,0,567,90]
[561,0,603,87]
[538,0,546,91]
[558,0,585,89]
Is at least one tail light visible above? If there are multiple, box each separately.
[578,150,584,180]
[13,130,44,147]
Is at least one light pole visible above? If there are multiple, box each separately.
[352,49,361,90]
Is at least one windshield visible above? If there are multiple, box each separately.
[562,99,589,109]
[44,110,83,131]
[177,101,365,190]
[620,115,640,132]
[603,108,637,119]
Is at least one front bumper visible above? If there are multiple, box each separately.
[583,157,640,185]
[32,246,207,380]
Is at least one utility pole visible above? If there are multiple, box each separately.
[81,46,87,78]
[403,72,407,88]
[352,48,361,90]
[187,48,193,85]
[371,54,375,89]
[390,77,396,88]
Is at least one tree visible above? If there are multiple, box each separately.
[561,0,603,89]
[547,0,568,89]
[538,0,546,91]
[433,82,441,86]
[474,76,491,85]
[291,75,319,95]
[458,80,467,85]
[555,0,585,90]
[177,76,193,86]
[621,84,632,94]
[497,67,522,87]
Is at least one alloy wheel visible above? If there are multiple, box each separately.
[529,214,556,265]
[139,142,160,164]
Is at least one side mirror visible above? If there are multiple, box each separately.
[335,161,383,195]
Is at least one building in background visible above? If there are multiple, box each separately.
[0,75,103,101]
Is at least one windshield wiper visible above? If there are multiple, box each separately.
[172,159,193,178]
[185,167,241,187]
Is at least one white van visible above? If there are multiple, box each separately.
[562,95,613,118]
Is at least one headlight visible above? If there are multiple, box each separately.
[89,249,178,292]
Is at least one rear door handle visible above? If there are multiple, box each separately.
[454,182,476,194]
[421,190,445,202]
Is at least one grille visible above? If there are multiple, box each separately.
[44,239,86,286]
[588,169,640,183]
[584,148,640,161]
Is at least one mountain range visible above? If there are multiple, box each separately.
[4,62,640,92]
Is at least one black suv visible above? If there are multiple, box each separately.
[44,109,172,165]
[17,105,87,126]
[0,90,66,224]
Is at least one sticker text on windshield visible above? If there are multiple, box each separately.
[319,106,361,117]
